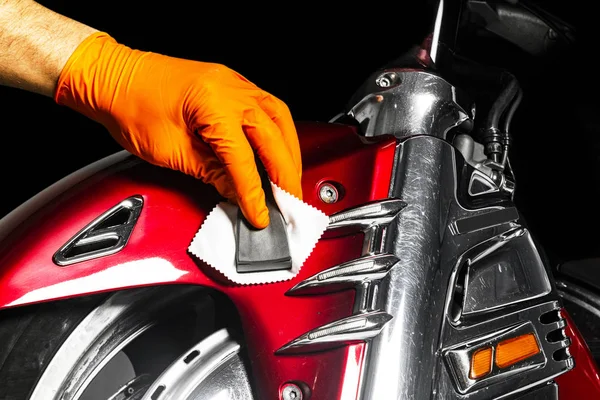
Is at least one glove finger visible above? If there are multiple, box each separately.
[175,138,238,202]
[199,122,269,229]
[259,94,303,178]
[244,107,303,200]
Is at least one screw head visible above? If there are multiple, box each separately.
[376,72,399,88]
[281,383,303,400]
[318,183,339,204]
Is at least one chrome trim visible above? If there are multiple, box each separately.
[286,253,399,296]
[449,207,519,235]
[430,0,445,63]
[445,322,545,393]
[325,199,406,256]
[275,311,393,355]
[53,195,144,266]
[469,169,499,196]
[356,136,571,399]
[327,199,406,228]
[441,301,572,399]
[348,70,470,139]
[450,227,552,319]
[279,199,404,355]
[141,328,253,400]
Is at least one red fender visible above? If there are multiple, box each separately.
[0,121,396,399]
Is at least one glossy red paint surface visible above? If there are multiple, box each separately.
[0,121,397,399]
[556,310,600,399]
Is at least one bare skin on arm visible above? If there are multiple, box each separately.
[0,0,97,96]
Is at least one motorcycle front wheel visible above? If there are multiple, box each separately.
[0,285,254,400]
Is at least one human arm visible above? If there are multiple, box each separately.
[0,0,302,228]
[0,0,97,96]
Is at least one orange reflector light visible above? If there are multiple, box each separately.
[470,347,493,379]
[495,333,540,368]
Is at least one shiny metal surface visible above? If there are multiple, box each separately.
[325,199,406,255]
[445,321,545,393]
[286,253,399,296]
[141,329,253,400]
[280,199,404,356]
[53,195,144,266]
[456,227,552,316]
[275,311,393,355]
[444,301,571,395]
[348,70,470,139]
[453,133,517,198]
[30,287,212,400]
[356,136,572,399]
[107,374,153,400]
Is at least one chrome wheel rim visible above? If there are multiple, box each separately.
[28,287,253,400]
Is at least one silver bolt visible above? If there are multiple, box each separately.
[376,72,398,88]
[318,183,338,204]
[281,383,303,400]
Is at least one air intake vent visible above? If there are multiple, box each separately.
[53,195,144,266]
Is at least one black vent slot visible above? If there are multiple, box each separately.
[546,328,567,343]
[53,195,144,266]
[540,309,562,325]
[95,208,131,230]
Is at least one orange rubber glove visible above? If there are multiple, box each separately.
[54,32,302,229]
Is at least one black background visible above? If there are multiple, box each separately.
[1,1,598,267]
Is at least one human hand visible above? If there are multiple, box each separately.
[54,32,302,229]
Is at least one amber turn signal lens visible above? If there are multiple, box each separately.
[495,333,540,369]
[470,347,493,379]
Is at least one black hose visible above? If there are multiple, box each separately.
[502,89,523,135]
[499,89,523,168]
[485,73,520,131]
[482,72,520,163]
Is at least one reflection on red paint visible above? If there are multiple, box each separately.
[0,121,398,399]
[556,309,600,399]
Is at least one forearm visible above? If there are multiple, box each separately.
[0,0,97,97]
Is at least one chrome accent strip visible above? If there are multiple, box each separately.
[325,199,406,256]
[275,311,393,355]
[53,195,144,266]
[449,207,519,235]
[430,0,445,63]
[327,199,406,228]
[278,198,404,355]
[286,253,399,296]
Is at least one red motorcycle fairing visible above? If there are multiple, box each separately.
[0,120,397,399]
[1,119,599,399]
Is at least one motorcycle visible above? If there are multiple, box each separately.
[1,0,598,399]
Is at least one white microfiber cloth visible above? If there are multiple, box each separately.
[188,182,330,285]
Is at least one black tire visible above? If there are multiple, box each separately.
[0,285,225,400]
